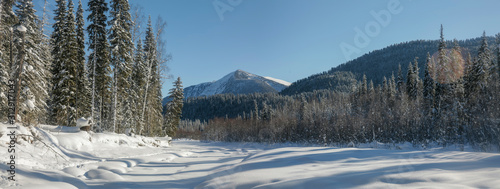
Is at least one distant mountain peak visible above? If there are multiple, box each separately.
[232,69,255,80]
[166,70,291,102]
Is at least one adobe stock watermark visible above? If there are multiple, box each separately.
[6,79,17,181]
[339,0,404,61]
[213,0,244,21]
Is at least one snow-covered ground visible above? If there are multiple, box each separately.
[1,123,500,189]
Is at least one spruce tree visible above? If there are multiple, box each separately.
[451,40,465,100]
[407,57,421,99]
[15,0,51,125]
[368,80,374,95]
[141,17,163,136]
[361,74,367,95]
[109,0,133,133]
[49,0,66,125]
[423,52,435,110]
[396,64,404,94]
[389,73,396,99]
[468,31,492,95]
[435,25,448,110]
[132,39,145,133]
[87,0,111,131]
[1,0,17,72]
[382,76,388,97]
[164,77,184,137]
[406,62,414,97]
[75,0,91,119]
[0,0,14,120]
[50,0,78,126]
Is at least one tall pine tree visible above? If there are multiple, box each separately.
[141,17,163,136]
[0,0,17,120]
[423,52,435,111]
[1,0,17,72]
[87,0,111,131]
[396,64,404,95]
[75,0,91,119]
[406,62,414,97]
[164,77,184,137]
[435,25,448,110]
[50,0,78,126]
[15,0,51,125]
[132,39,145,134]
[466,31,492,96]
[109,0,133,133]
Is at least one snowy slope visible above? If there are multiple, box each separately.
[182,70,291,99]
[1,123,499,188]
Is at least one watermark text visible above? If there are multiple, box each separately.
[340,0,403,61]
[213,0,244,21]
[6,79,17,181]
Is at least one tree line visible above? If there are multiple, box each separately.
[0,0,183,137]
[282,35,496,95]
[181,26,500,150]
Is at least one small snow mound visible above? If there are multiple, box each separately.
[97,162,128,174]
[76,117,92,131]
[84,169,124,181]
[63,167,86,177]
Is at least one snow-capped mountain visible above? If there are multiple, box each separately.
[182,69,291,99]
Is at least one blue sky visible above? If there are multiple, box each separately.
[35,0,500,95]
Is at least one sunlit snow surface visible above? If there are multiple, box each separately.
[1,123,499,188]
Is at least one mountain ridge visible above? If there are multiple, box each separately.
[163,70,291,105]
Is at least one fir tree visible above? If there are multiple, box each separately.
[423,52,435,109]
[361,74,367,95]
[50,0,78,126]
[435,25,448,110]
[49,0,66,125]
[164,77,184,137]
[382,76,388,97]
[132,39,145,133]
[368,80,374,95]
[141,17,163,136]
[109,0,133,133]
[396,64,404,94]
[15,0,51,125]
[87,0,111,131]
[75,0,91,119]
[407,57,420,99]
[1,0,18,72]
[406,62,414,97]
[389,73,396,99]
[0,0,14,120]
[467,31,492,95]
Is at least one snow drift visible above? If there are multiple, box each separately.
[1,123,499,188]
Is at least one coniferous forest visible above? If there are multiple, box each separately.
[0,0,182,137]
[180,27,500,151]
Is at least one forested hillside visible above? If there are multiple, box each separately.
[281,37,495,95]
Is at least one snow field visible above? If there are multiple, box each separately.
[1,123,500,188]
